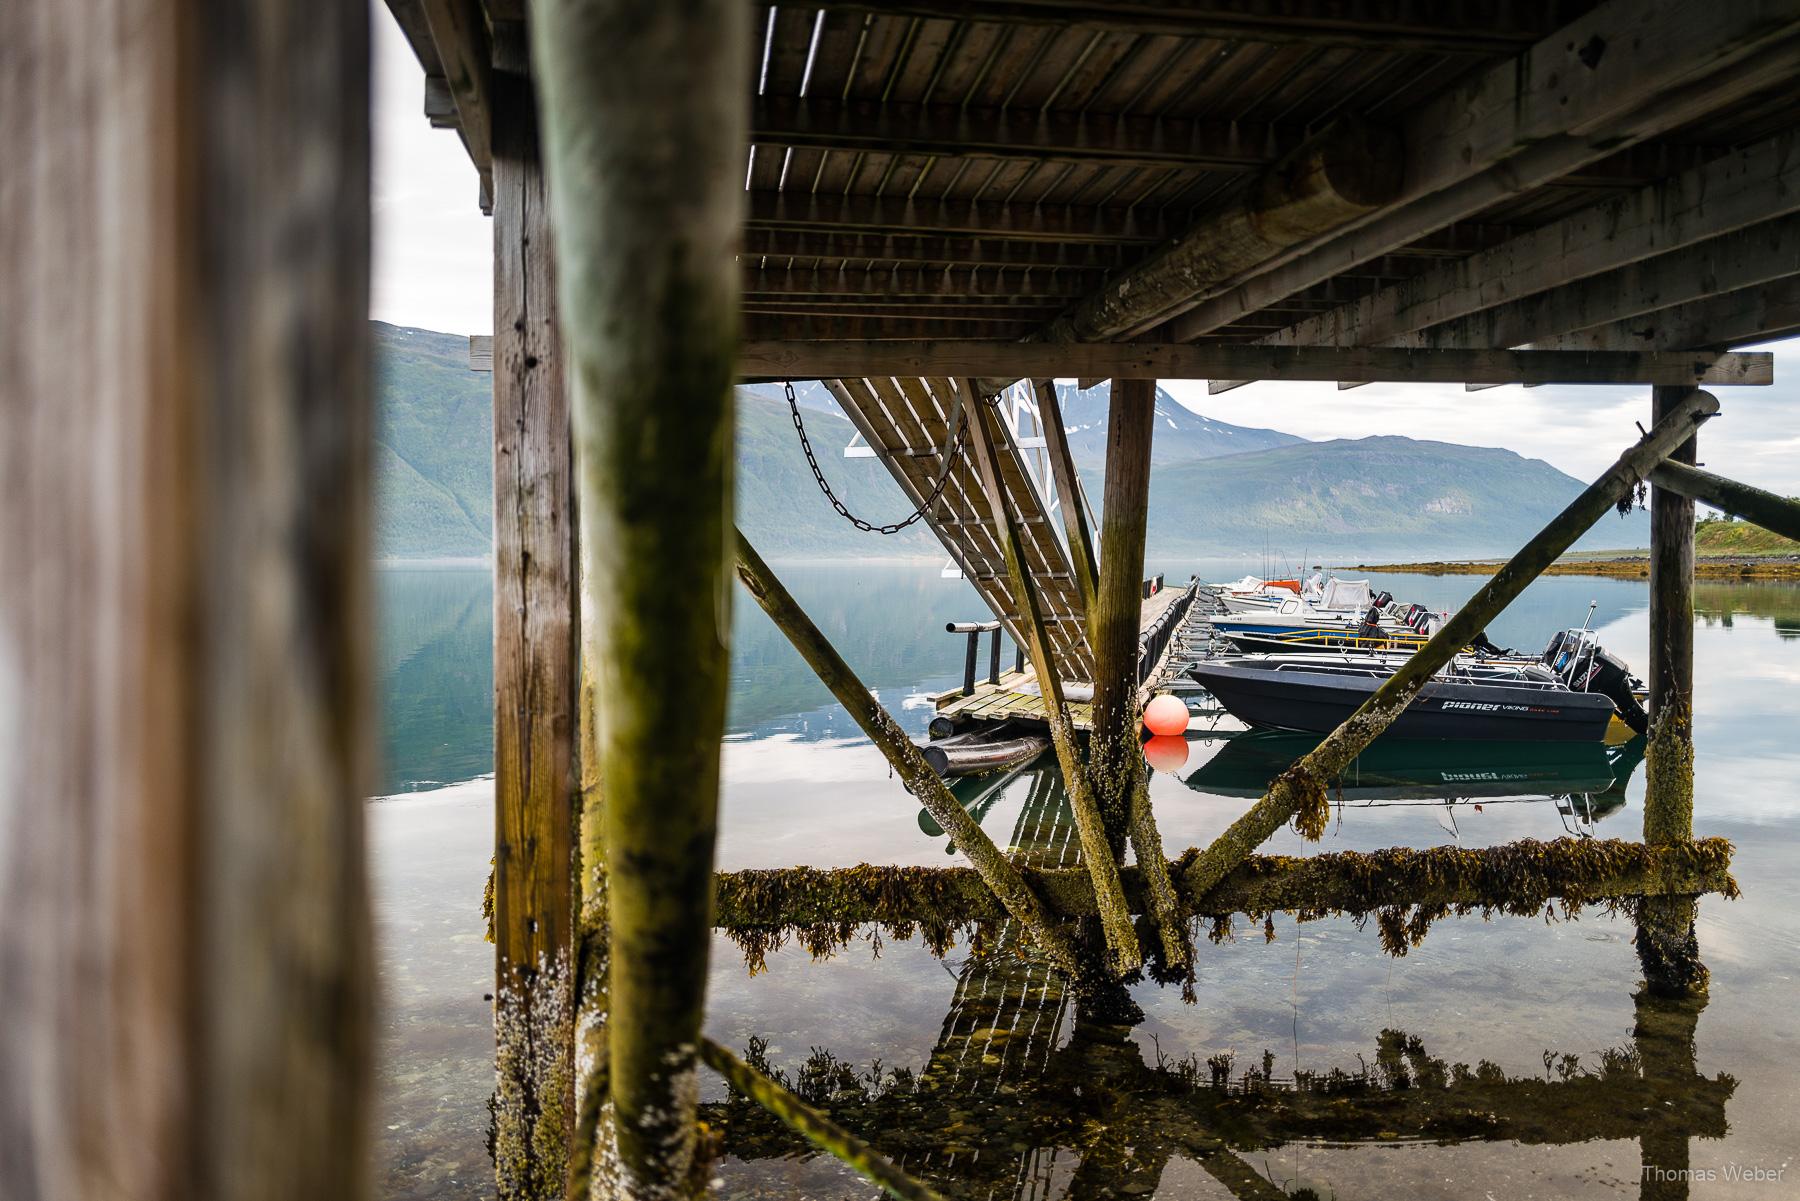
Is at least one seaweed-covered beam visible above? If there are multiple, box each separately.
[1180,391,1720,903]
[734,532,1085,975]
[711,838,1737,930]
[962,383,1141,975]
[531,0,746,1195]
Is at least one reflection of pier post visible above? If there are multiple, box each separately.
[1635,988,1709,1200]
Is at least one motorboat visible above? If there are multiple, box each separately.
[1208,583,1435,646]
[1186,630,1647,743]
[1208,574,1302,613]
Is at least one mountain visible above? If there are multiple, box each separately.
[1051,382,1303,467]
[372,322,1648,563]
[373,323,939,560]
[1112,435,1651,558]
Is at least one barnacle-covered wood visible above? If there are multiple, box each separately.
[1180,390,1720,904]
[712,838,1736,935]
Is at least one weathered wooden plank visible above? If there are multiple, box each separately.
[416,0,493,187]
[746,190,1171,244]
[1033,380,1099,614]
[1,0,373,1195]
[740,229,1136,270]
[1648,462,1800,543]
[743,266,1096,298]
[739,341,1774,385]
[488,49,579,1200]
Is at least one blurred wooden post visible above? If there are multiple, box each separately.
[0,0,373,1197]
[489,24,583,1196]
[1639,385,1706,996]
[532,0,747,1194]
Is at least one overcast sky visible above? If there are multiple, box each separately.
[370,7,1798,493]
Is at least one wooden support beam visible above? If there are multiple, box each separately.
[786,1,1565,53]
[487,50,579,1199]
[532,0,747,1194]
[710,839,1738,928]
[738,341,1773,385]
[1158,0,1800,341]
[2,0,373,1193]
[740,229,1135,271]
[1033,381,1099,613]
[733,532,1085,976]
[1411,214,1800,352]
[1179,391,1719,904]
[1085,379,1188,969]
[1542,277,1800,353]
[1043,119,1403,342]
[744,315,1047,341]
[416,0,494,202]
[963,386,1141,975]
[747,189,1170,245]
[1241,131,1800,355]
[1648,461,1800,543]
[1640,385,1705,997]
[752,96,1301,171]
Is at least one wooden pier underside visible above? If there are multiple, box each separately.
[932,583,1190,731]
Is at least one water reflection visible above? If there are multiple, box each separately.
[712,758,1725,1201]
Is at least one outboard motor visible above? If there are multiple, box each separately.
[1569,644,1650,735]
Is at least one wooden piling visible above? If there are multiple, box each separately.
[733,531,1084,976]
[488,36,580,1196]
[1181,391,1721,903]
[1639,385,1706,996]
[1086,379,1188,968]
[2,0,374,1193]
[531,0,747,1193]
[963,384,1142,975]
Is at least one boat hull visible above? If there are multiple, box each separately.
[1188,662,1616,742]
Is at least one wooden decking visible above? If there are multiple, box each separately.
[931,583,1194,732]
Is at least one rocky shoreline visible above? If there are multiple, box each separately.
[1354,554,1800,580]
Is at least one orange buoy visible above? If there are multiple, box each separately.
[1142,735,1189,775]
[1143,693,1189,737]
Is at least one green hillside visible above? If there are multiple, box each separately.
[373,321,939,560]
[1695,513,1800,556]
[1115,435,1652,558]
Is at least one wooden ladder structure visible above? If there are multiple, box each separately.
[825,376,1097,682]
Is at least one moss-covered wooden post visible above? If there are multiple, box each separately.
[531,0,747,1195]
[1085,379,1187,969]
[1181,391,1720,903]
[734,531,1084,977]
[1639,386,1706,996]
[962,382,1141,976]
[1033,379,1100,612]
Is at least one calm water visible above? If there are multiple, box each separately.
[373,563,1800,1200]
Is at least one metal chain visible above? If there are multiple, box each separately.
[786,380,988,536]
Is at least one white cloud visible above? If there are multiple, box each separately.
[370,5,492,336]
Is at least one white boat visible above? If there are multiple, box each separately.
[1208,574,1302,613]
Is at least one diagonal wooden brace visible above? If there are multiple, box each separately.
[733,530,1085,977]
[1180,390,1722,902]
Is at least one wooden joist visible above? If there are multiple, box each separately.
[1158,0,1800,341]
[746,190,1171,245]
[739,230,1136,271]
[739,341,1774,386]
[783,0,1567,54]
[1248,133,1800,355]
[414,0,493,203]
[1540,278,1800,353]
[751,97,1303,171]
